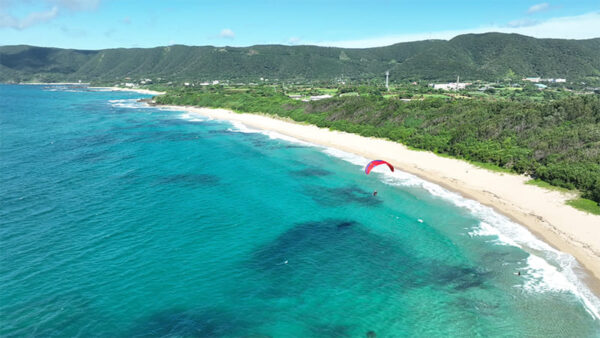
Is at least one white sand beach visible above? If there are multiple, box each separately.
[161,105,600,290]
[17,84,165,96]
[91,86,166,95]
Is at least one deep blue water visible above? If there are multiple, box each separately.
[1,84,599,337]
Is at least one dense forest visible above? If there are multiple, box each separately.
[155,87,600,205]
[2,33,599,83]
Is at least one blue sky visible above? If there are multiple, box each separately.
[1,0,598,49]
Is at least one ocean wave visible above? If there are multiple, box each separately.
[226,120,313,146]
[227,121,257,133]
[168,109,600,319]
[178,112,208,122]
[42,86,86,93]
[108,99,149,109]
[322,148,600,320]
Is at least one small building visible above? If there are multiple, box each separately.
[431,82,470,91]
[535,83,547,89]
[523,77,541,83]
[309,95,332,101]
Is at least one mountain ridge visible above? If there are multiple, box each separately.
[1,33,599,83]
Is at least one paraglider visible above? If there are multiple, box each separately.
[365,160,394,197]
[365,160,394,175]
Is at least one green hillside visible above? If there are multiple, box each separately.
[1,33,599,83]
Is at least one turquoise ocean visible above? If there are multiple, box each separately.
[1,84,599,337]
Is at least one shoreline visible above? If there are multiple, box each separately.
[160,104,600,295]
[89,86,166,95]
[15,83,166,96]
[19,82,91,85]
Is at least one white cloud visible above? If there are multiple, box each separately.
[288,36,301,45]
[0,6,58,30]
[0,0,99,30]
[527,2,550,15]
[307,12,600,48]
[219,28,235,39]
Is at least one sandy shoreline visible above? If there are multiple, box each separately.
[90,86,166,95]
[160,105,600,292]
[16,83,166,96]
[19,82,91,85]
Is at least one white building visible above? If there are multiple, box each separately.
[523,77,541,83]
[431,82,470,90]
[525,77,566,83]
[309,95,332,101]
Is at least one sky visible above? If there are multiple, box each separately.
[1,0,599,49]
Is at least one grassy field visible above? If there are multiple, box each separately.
[317,88,338,95]
[567,198,600,215]
[422,94,452,99]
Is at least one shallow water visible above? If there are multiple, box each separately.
[1,84,599,337]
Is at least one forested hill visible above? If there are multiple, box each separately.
[1,33,599,83]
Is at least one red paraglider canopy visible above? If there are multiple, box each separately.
[365,160,394,175]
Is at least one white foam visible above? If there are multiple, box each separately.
[468,222,519,247]
[320,147,600,319]
[108,99,149,109]
[322,148,366,166]
[162,109,600,319]
[227,121,257,133]
[523,254,573,293]
[43,85,86,92]
[178,112,206,122]
[226,120,313,146]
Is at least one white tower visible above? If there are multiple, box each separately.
[385,71,389,91]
